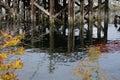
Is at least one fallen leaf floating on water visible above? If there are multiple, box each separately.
[0,30,12,39]
[11,47,25,55]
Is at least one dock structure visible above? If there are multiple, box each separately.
[0,0,109,52]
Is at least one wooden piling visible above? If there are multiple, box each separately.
[88,0,93,45]
[63,0,67,36]
[0,0,110,51]
[49,0,55,52]
[104,0,109,43]
[79,0,84,48]
[68,0,75,52]
[97,0,102,39]
[31,0,35,47]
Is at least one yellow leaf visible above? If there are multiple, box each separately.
[0,30,12,38]
[1,37,20,48]
[15,31,25,40]
[11,47,24,55]
[0,31,25,49]
[0,63,7,71]
[0,72,16,80]
[72,66,84,78]
[0,52,8,59]
[7,59,23,69]
[0,77,3,80]
[83,68,91,80]
[0,57,3,63]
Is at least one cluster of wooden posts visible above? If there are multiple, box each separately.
[0,0,109,52]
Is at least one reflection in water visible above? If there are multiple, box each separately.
[9,41,119,80]
[48,52,85,73]
[72,44,120,80]
[72,46,104,80]
[87,46,101,62]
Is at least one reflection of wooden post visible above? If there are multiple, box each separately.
[88,0,93,45]
[80,0,84,48]
[49,55,54,73]
[104,0,109,43]
[97,0,102,39]
[68,0,75,52]
[50,0,54,52]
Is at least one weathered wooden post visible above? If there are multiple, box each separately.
[97,0,102,39]
[79,0,84,48]
[31,0,36,23]
[104,0,109,43]
[88,0,93,45]
[68,0,75,52]
[63,0,67,36]
[31,0,35,47]
[49,0,55,52]
[13,0,18,28]
[36,0,40,25]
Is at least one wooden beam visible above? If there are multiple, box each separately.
[75,1,80,6]
[34,2,50,16]
[54,5,68,18]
